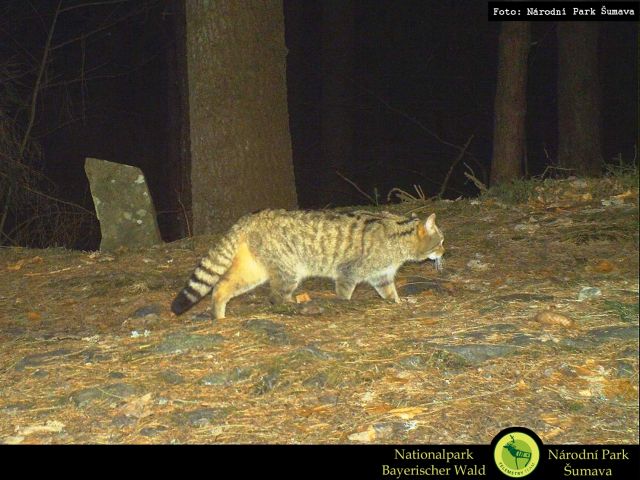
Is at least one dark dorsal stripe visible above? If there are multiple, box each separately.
[391,224,417,238]
[396,217,417,226]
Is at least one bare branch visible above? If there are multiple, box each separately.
[438,134,474,198]
[20,182,96,217]
[348,77,483,163]
[19,0,62,156]
[51,2,157,52]
[463,163,488,193]
[336,170,377,204]
[59,0,132,14]
[0,25,40,64]
[43,48,163,89]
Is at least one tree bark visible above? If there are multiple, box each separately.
[185,0,298,234]
[557,22,602,176]
[490,21,530,186]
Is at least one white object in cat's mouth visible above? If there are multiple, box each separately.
[417,255,444,271]
[434,256,444,272]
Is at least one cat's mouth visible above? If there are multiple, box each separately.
[417,256,444,272]
[434,256,444,272]
[427,249,444,265]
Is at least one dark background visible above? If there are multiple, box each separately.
[1,1,637,248]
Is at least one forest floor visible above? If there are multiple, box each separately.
[0,175,638,445]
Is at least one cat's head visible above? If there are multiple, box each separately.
[413,213,445,269]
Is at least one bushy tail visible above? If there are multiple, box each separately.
[171,235,237,315]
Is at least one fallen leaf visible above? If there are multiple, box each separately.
[298,408,314,418]
[6,256,44,271]
[17,420,65,436]
[593,260,615,273]
[312,404,332,413]
[515,380,528,392]
[574,365,595,376]
[298,404,333,417]
[295,293,311,304]
[534,310,575,328]
[406,318,439,326]
[308,423,330,430]
[611,190,635,201]
[540,414,574,428]
[603,379,637,401]
[2,436,25,445]
[6,260,26,271]
[27,311,41,321]
[365,404,393,414]
[348,426,376,443]
[441,282,456,296]
[544,428,564,441]
[118,393,154,418]
[548,372,567,384]
[540,414,560,425]
[388,406,424,419]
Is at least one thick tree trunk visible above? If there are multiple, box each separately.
[490,22,530,186]
[557,22,602,176]
[319,0,355,206]
[185,0,298,234]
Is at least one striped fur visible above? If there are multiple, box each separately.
[171,209,445,319]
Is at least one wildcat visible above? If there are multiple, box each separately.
[171,209,444,319]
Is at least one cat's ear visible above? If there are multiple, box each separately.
[425,213,436,232]
[417,213,436,239]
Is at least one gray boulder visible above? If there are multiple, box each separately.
[85,158,161,251]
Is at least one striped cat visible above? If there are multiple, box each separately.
[171,209,445,319]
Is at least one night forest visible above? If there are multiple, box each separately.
[0,1,636,249]
[0,1,638,451]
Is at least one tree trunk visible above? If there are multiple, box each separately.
[166,0,191,239]
[185,0,298,234]
[557,22,602,176]
[319,0,355,206]
[490,22,530,186]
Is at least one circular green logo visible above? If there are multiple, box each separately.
[493,430,540,477]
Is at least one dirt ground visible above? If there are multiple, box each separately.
[0,176,638,444]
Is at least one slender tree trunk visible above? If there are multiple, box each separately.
[557,22,602,176]
[319,0,355,206]
[283,0,319,209]
[185,0,297,234]
[166,0,191,239]
[490,21,530,186]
